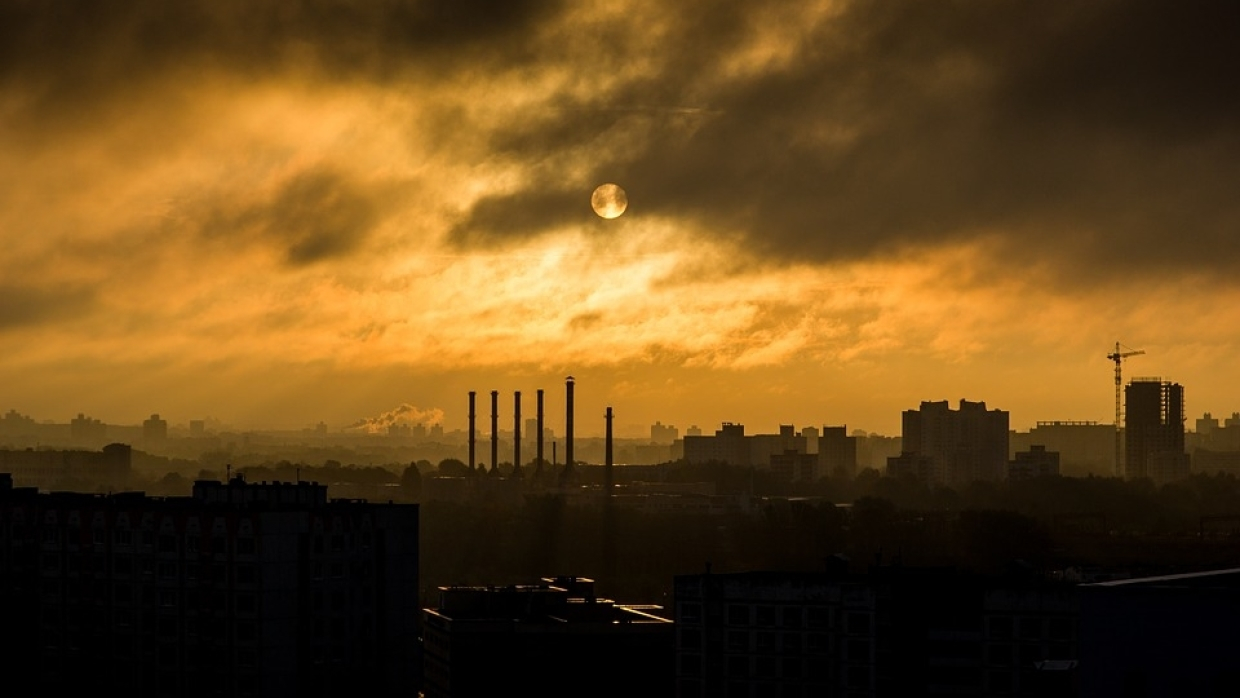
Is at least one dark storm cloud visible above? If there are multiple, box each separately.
[0,284,94,330]
[197,168,383,266]
[460,0,1240,279]
[0,0,562,113]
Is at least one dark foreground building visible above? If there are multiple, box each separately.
[0,473,419,697]
[674,564,1080,698]
[421,576,674,698]
[1079,568,1240,697]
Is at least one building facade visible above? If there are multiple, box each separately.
[895,400,1010,486]
[1124,379,1188,482]
[0,473,419,697]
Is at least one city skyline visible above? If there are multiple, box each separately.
[3,3,1238,438]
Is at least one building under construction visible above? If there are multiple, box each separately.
[1124,378,1189,483]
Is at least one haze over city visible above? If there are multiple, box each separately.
[3,1,1238,438]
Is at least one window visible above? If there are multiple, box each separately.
[846,612,871,635]
[679,629,702,649]
[756,605,776,627]
[726,656,749,678]
[679,603,702,624]
[756,632,776,651]
[236,538,255,555]
[236,565,255,584]
[679,655,702,676]
[727,630,749,651]
[236,594,256,614]
[782,607,802,629]
[728,604,751,626]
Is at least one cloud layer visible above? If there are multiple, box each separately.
[1,0,1238,432]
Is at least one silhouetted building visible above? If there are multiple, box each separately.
[675,566,1079,698]
[0,474,419,697]
[819,425,858,479]
[749,426,806,470]
[1124,379,1188,483]
[1010,445,1061,480]
[70,412,108,444]
[684,422,751,467]
[651,421,680,445]
[770,450,819,482]
[421,576,673,698]
[1011,421,1114,477]
[886,451,937,482]
[898,399,1009,485]
[1079,568,1240,697]
[0,443,132,490]
[143,413,168,441]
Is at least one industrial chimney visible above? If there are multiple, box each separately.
[605,406,614,497]
[513,391,522,477]
[468,391,477,473]
[490,390,499,476]
[563,376,575,479]
[536,388,545,477]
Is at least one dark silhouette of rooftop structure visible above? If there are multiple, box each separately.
[421,576,672,698]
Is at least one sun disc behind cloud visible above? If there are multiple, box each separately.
[591,183,627,219]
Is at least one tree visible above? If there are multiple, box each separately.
[437,458,469,477]
[400,462,422,500]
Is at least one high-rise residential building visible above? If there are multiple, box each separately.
[818,426,858,479]
[651,421,680,444]
[143,413,168,441]
[1124,379,1188,482]
[683,423,751,466]
[0,473,419,697]
[895,399,1009,485]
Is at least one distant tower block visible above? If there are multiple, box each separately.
[513,391,523,477]
[490,390,499,476]
[468,391,477,473]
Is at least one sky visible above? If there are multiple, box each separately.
[2,1,1239,438]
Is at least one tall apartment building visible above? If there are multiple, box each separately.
[0,473,419,697]
[1124,379,1188,482]
[819,426,858,479]
[684,423,752,467]
[893,400,1009,486]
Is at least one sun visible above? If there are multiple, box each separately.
[591,183,628,219]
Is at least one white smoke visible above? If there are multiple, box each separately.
[344,403,444,434]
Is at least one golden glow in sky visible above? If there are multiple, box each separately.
[1,1,1238,436]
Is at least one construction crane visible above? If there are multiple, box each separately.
[1106,341,1145,476]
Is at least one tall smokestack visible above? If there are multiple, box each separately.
[490,390,499,476]
[536,389,545,477]
[468,391,476,473]
[563,376,575,480]
[513,391,522,477]
[605,406,614,496]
